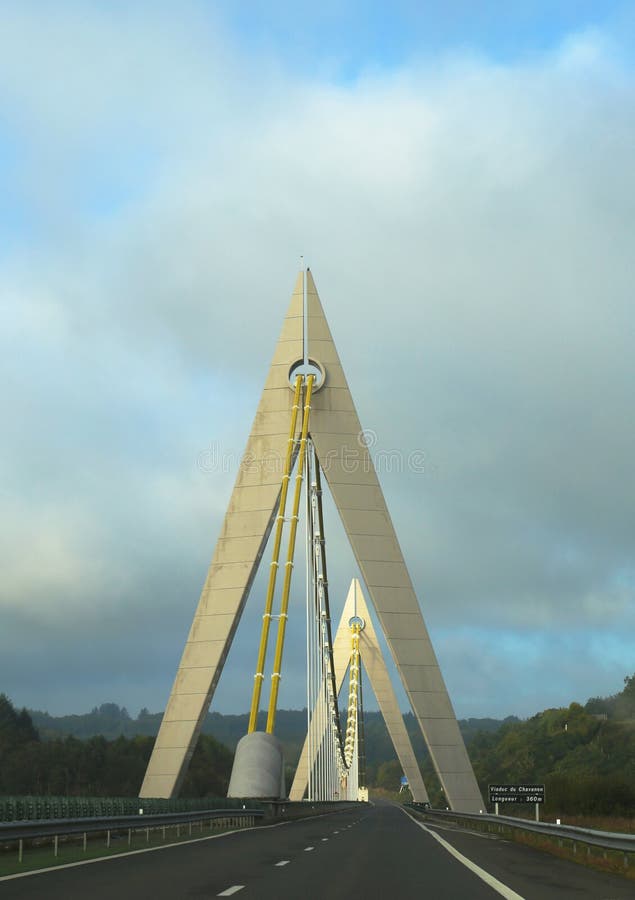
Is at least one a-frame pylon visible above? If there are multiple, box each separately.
[290,578,430,803]
[140,269,484,813]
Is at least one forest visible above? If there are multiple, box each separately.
[2,674,635,815]
[0,694,232,798]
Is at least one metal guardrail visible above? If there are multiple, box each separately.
[0,800,361,845]
[0,808,263,844]
[408,805,635,854]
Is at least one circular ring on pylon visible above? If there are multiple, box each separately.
[288,358,326,391]
[348,615,365,630]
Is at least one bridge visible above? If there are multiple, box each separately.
[4,271,634,898]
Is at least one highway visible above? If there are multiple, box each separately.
[2,801,634,899]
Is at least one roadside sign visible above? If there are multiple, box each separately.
[488,784,545,804]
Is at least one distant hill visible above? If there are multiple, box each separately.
[17,673,635,811]
[0,694,232,798]
[463,675,635,816]
[28,703,513,779]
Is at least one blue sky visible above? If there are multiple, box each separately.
[1,1,634,723]
[222,1,627,69]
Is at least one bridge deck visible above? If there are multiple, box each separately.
[3,801,634,899]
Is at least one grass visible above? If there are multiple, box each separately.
[541,814,635,834]
[501,810,635,835]
[512,828,635,881]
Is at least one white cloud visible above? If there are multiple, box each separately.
[0,5,634,716]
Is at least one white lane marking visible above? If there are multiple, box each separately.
[218,887,245,897]
[275,860,290,867]
[304,846,315,851]
[401,808,525,900]
[321,838,329,842]
[333,830,339,834]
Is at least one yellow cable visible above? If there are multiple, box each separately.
[265,374,315,733]
[247,375,303,733]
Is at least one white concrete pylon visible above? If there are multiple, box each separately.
[290,578,430,804]
[140,269,484,813]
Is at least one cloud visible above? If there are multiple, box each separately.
[0,5,633,720]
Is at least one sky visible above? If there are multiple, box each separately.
[1,1,634,723]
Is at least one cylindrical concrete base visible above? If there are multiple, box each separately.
[227,731,285,799]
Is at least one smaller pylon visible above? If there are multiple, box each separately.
[291,579,430,803]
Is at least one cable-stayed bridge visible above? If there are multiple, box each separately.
[140,267,482,811]
[5,271,635,900]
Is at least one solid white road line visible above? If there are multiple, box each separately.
[400,808,525,900]
[217,886,245,897]
[275,860,290,867]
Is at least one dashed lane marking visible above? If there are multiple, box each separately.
[218,886,245,897]
[304,846,315,852]
[275,860,290,867]
[321,838,328,841]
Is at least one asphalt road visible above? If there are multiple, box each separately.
[2,801,634,899]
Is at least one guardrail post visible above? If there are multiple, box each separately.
[18,838,23,863]
[128,828,132,846]
[189,822,192,836]
[146,827,149,843]
[83,832,87,852]
[54,835,58,857]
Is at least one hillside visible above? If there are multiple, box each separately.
[28,703,512,784]
[5,674,635,811]
[0,694,232,798]
[465,676,635,814]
